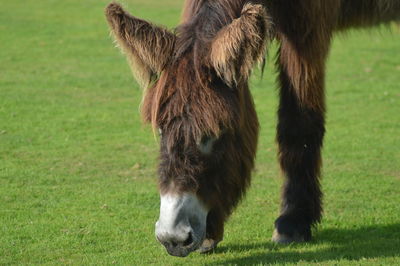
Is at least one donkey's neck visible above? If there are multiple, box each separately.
[174,0,247,61]
[180,0,246,26]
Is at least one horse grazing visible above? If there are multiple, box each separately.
[105,0,400,257]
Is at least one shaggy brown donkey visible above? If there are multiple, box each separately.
[105,0,400,257]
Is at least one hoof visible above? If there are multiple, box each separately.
[272,229,308,244]
[198,239,218,254]
[272,215,312,244]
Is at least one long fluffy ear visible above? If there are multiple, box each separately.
[105,2,176,88]
[209,3,272,87]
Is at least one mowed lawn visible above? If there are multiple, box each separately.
[1,0,399,265]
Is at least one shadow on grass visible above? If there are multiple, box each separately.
[213,223,400,264]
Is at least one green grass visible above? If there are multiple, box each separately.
[1,0,399,265]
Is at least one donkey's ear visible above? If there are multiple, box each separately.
[209,3,271,87]
[105,2,176,88]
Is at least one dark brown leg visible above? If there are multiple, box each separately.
[272,32,330,243]
[199,209,224,253]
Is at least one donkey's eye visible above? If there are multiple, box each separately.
[197,135,217,155]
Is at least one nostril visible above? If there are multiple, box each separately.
[183,233,194,247]
[171,241,178,248]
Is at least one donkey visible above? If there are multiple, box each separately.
[105,0,400,257]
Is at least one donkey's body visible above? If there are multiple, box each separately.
[105,0,400,257]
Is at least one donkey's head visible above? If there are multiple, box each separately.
[106,1,270,257]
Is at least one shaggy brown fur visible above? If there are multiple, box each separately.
[265,0,400,243]
[105,0,400,252]
[105,1,268,247]
[210,3,271,86]
[105,3,176,88]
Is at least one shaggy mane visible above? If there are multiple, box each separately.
[141,0,249,141]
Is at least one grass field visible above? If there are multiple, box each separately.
[1,0,399,265]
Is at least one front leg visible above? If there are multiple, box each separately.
[272,32,330,243]
[198,209,224,253]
